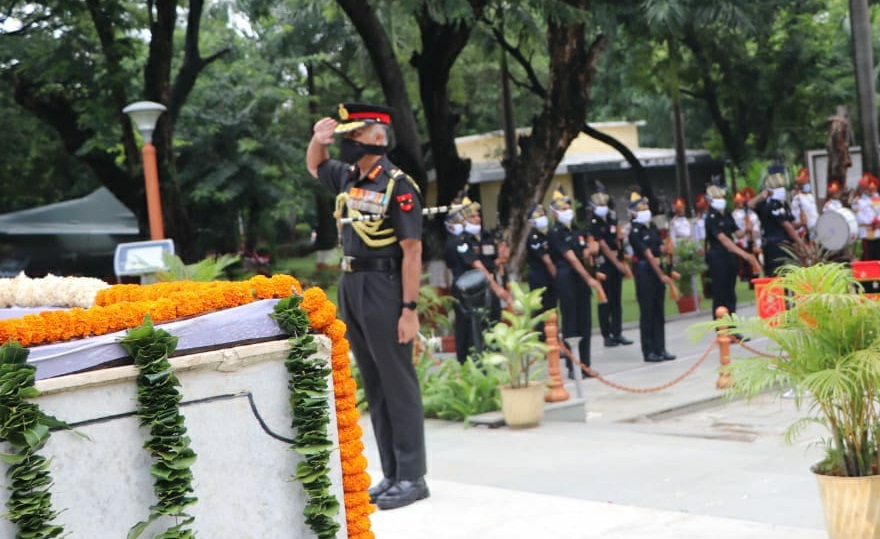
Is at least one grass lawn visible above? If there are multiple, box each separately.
[272,251,756,330]
[613,276,756,327]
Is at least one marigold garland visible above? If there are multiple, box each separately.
[0,275,300,348]
[298,286,374,538]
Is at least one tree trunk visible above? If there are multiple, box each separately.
[411,2,489,206]
[850,0,880,176]
[501,18,608,273]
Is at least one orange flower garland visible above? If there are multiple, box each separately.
[299,286,375,539]
[0,275,301,348]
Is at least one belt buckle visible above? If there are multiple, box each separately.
[341,256,353,272]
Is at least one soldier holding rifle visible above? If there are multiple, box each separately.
[588,182,633,348]
[547,185,605,379]
[628,191,676,363]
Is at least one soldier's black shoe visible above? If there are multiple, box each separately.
[644,353,663,362]
[614,335,634,346]
[603,337,619,347]
[375,478,430,510]
[368,477,395,504]
[660,351,676,360]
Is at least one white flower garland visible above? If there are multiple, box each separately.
[0,273,109,309]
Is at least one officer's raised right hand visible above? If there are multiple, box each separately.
[312,117,337,145]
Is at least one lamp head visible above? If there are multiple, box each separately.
[122,101,167,143]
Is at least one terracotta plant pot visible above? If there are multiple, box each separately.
[499,382,545,429]
[814,470,880,539]
[676,295,699,313]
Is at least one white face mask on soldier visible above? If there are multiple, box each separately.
[447,223,463,236]
[634,210,652,224]
[533,216,549,230]
[771,187,787,201]
[556,209,574,225]
[464,222,482,236]
[711,199,726,211]
[593,206,609,218]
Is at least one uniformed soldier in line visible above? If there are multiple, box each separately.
[668,197,692,248]
[691,193,708,247]
[492,225,512,295]
[307,102,428,510]
[442,204,467,352]
[450,196,510,364]
[525,202,557,339]
[588,183,634,348]
[547,185,605,378]
[748,165,805,276]
[854,172,880,261]
[790,167,818,242]
[732,187,762,286]
[822,181,844,212]
[628,191,677,363]
[703,182,762,319]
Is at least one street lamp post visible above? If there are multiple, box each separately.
[123,101,167,240]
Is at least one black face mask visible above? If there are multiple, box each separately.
[339,138,386,164]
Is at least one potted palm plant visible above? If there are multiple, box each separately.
[701,263,880,539]
[673,238,707,313]
[481,282,552,428]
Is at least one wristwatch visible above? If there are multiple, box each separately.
[401,300,417,311]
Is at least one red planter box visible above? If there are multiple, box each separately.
[852,260,880,280]
[753,277,785,320]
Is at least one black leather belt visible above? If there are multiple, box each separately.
[341,256,400,273]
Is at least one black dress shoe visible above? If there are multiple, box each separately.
[567,369,591,379]
[368,477,395,503]
[644,353,663,362]
[614,335,634,346]
[603,337,619,347]
[376,478,430,510]
[660,351,676,360]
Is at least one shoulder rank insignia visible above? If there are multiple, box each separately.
[367,165,383,181]
[396,193,414,212]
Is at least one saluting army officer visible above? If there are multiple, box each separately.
[307,102,428,510]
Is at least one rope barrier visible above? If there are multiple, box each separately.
[558,337,718,394]
[732,337,779,358]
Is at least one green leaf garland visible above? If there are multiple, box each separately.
[120,315,197,539]
[272,295,341,539]
[0,341,67,539]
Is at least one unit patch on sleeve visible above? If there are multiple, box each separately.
[396,193,415,212]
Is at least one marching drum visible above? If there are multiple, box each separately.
[816,207,858,251]
[454,269,490,311]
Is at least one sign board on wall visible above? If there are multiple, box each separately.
[806,147,863,201]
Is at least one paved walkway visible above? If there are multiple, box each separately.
[362,303,831,538]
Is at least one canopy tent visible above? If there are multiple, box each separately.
[0,188,141,278]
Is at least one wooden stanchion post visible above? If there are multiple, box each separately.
[715,306,732,389]
[544,312,569,402]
